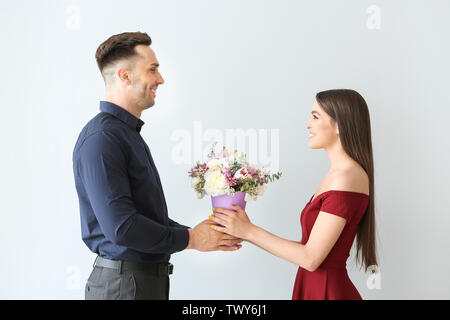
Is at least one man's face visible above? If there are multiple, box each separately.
[128,45,164,110]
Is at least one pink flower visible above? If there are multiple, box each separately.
[221,168,237,186]
[188,167,198,177]
[234,167,250,180]
[247,166,258,178]
[218,148,229,159]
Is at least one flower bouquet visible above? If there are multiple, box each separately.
[188,142,282,214]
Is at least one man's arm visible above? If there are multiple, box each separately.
[76,130,188,254]
[168,218,190,230]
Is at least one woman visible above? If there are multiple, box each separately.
[210,89,378,300]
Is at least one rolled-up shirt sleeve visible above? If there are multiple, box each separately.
[76,130,189,254]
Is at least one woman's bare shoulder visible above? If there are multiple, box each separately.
[328,166,369,195]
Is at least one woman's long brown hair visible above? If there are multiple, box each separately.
[316,89,378,273]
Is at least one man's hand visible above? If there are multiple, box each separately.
[186,219,243,251]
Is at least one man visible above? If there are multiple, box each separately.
[72,32,242,300]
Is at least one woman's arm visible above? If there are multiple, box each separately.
[246,225,314,271]
[212,205,346,272]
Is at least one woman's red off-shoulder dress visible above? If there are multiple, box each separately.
[292,190,369,300]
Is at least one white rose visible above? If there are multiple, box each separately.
[204,169,228,196]
[207,158,220,170]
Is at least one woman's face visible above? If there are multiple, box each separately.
[306,100,339,149]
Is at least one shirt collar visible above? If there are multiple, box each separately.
[99,101,145,132]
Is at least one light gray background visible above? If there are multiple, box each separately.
[1,0,449,299]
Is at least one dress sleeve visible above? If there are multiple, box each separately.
[319,192,367,224]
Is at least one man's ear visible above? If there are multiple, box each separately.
[117,67,131,84]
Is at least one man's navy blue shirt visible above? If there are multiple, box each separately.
[73,101,190,263]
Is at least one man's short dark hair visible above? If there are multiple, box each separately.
[95,31,152,74]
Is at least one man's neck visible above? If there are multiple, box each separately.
[105,93,141,119]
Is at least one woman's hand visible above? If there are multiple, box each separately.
[210,205,254,240]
